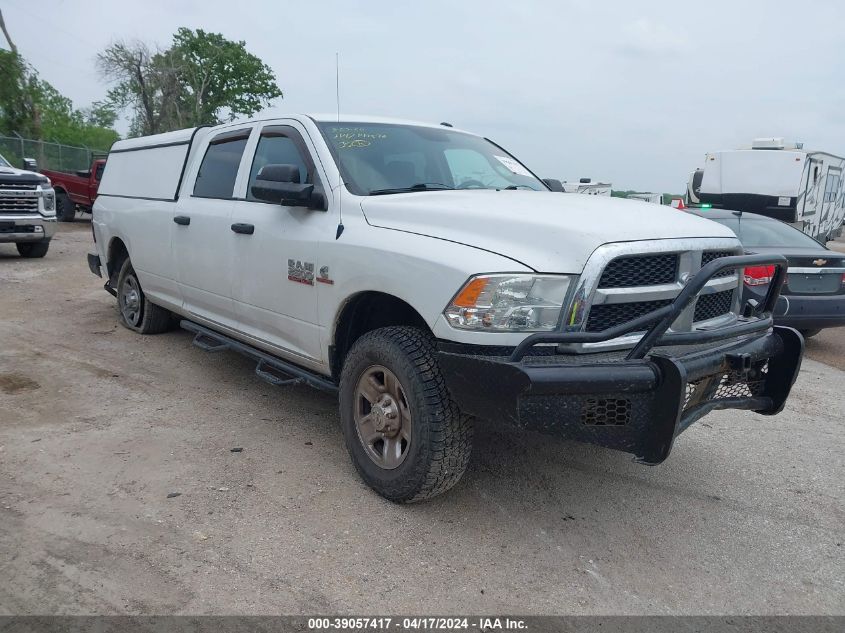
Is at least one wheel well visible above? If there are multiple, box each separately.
[107,238,129,284]
[331,292,430,379]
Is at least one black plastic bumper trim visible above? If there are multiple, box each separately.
[87,252,102,278]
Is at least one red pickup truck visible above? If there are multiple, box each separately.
[41,158,106,222]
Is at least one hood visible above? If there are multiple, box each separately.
[0,164,48,184]
[360,190,739,272]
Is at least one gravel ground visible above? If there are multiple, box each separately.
[0,222,843,615]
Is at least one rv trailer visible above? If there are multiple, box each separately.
[694,138,845,242]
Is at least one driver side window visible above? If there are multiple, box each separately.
[247,129,312,201]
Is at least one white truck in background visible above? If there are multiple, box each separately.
[88,115,802,502]
[0,152,57,257]
[690,138,845,242]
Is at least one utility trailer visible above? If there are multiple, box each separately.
[627,192,662,204]
[692,138,845,242]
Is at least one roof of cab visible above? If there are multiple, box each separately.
[107,114,474,154]
[306,113,471,133]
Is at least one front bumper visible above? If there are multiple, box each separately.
[439,327,803,464]
[437,253,804,465]
[0,215,57,242]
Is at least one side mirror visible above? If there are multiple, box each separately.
[543,178,564,192]
[251,163,315,207]
[22,158,38,172]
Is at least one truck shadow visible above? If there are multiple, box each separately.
[168,324,735,523]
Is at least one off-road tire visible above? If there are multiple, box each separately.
[16,240,50,258]
[56,191,75,222]
[339,326,473,502]
[116,258,172,334]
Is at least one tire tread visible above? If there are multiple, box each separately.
[117,259,171,334]
[340,326,472,503]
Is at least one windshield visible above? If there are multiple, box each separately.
[709,215,826,249]
[0,153,10,168]
[317,122,546,195]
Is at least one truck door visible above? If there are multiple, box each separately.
[172,128,252,330]
[229,122,333,365]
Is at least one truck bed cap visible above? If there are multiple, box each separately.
[110,128,200,153]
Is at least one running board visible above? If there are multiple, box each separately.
[180,320,338,394]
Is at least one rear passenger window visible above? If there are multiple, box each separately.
[193,131,250,199]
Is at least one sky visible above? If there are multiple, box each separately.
[2,0,844,193]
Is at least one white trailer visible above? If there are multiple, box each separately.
[562,178,611,196]
[695,138,845,242]
[627,192,662,204]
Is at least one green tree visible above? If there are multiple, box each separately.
[172,28,282,126]
[98,29,283,136]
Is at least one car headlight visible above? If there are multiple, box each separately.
[41,188,55,212]
[444,274,573,332]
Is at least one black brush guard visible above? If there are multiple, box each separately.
[438,254,804,464]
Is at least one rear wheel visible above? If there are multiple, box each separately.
[116,258,171,334]
[16,240,50,258]
[56,191,75,222]
[339,326,473,503]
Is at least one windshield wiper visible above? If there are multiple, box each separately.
[369,183,455,195]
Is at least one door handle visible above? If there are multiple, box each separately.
[174,215,190,226]
[231,223,255,235]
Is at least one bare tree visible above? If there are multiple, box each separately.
[97,40,188,135]
[0,8,17,53]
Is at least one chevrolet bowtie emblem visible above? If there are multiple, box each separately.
[813,258,828,266]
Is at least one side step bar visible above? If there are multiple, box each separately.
[180,320,338,394]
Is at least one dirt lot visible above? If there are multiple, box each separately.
[1,222,843,615]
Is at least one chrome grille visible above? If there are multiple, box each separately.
[0,183,37,190]
[598,254,678,288]
[0,196,39,213]
[702,251,737,279]
[570,240,743,349]
[693,290,734,322]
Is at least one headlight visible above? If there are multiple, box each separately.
[444,274,573,332]
[42,188,55,212]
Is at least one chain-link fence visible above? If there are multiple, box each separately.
[0,134,105,173]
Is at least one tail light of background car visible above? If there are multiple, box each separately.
[743,265,775,287]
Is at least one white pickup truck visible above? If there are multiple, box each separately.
[89,115,803,502]
[0,153,57,257]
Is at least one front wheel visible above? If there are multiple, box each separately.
[16,240,50,258]
[339,326,473,503]
[116,258,172,334]
[56,191,75,222]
